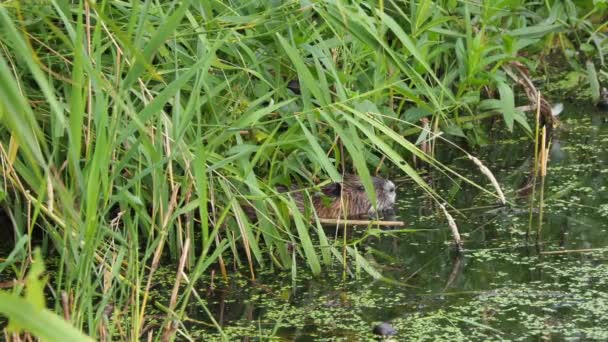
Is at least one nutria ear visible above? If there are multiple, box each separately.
[322,183,342,196]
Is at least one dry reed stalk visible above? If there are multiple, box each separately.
[540,127,549,177]
[61,291,71,321]
[168,238,190,313]
[98,323,107,342]
[161,321,178,342]
[537,127,547,238]
[420,117,431,155]
[439,203,463,252]
[467,154,506,205]
[137,185,181,336]
[163,238,190,341]
[527,91,543,237]
[46,173,53,214]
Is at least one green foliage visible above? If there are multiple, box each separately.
[0,0,604,339]
[0,249,93,341]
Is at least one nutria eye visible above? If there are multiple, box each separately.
[389,187,395,192]
[357,185,365,191]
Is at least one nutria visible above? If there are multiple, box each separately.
[244,175,396,220]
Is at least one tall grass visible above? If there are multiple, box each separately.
[0,0,605,339]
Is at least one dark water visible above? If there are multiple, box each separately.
[184,104,608,341]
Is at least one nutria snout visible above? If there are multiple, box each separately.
[279,175,396,219]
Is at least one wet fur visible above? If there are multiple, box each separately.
[277,175,396,219]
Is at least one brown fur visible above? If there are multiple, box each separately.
[245,175,396,220]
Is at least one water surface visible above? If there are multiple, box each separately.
[187,103,608,341]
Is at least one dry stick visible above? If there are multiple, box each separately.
[163,238,190,341]
[439,203,463,252]
[467,154,506,205]
[317,218,405,226]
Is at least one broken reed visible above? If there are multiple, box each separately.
[538,126,549,238]
[439,203,463,252]
[467,154,506,205]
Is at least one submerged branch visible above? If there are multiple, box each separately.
[540,248,605,255]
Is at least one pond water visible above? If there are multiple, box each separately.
[182,103,608,341]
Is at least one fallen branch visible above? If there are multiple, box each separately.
[317,218,405,227]
[540,248,605,255]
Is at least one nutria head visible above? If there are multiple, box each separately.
[310,175,396,218]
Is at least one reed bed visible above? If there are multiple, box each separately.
[0,0,604,340]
